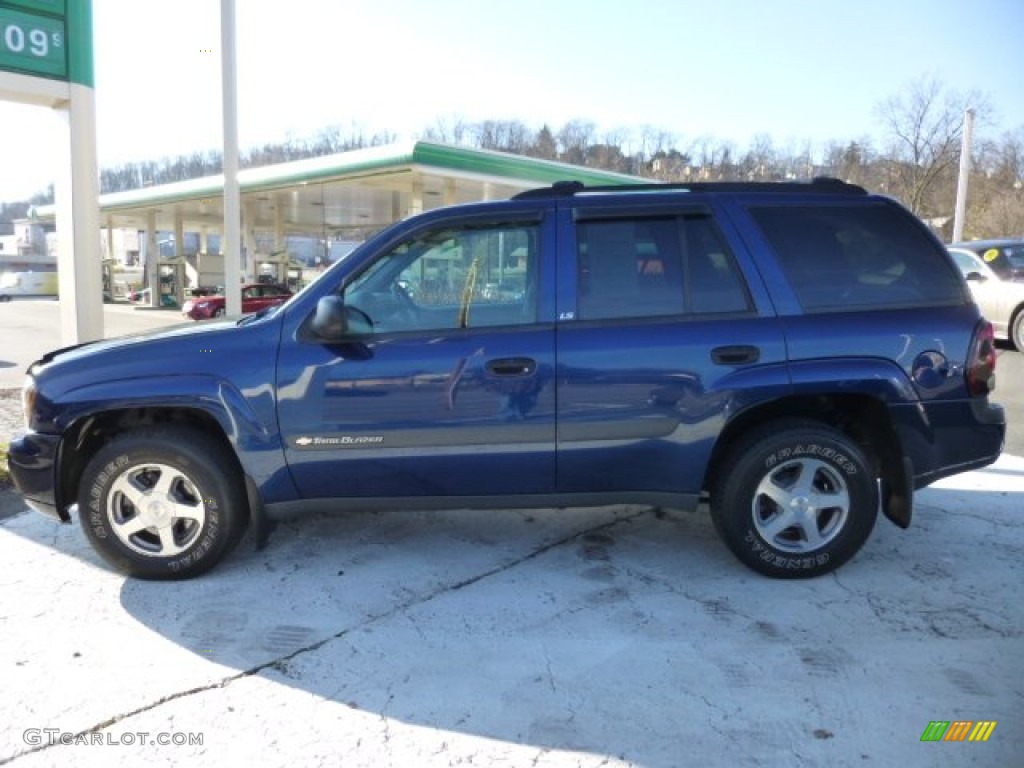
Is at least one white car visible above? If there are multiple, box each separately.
[0,270,58,301]
[949,247,1024,350]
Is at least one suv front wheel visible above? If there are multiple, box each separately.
[711,422,878,578]
[78,426,249,579]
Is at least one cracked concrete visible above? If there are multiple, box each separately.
[1,457,1022,767]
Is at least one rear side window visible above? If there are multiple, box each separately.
[576,214,750,320]
[750,204,964,310]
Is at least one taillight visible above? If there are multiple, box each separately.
[966,320,997,397]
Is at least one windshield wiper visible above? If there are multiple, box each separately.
[457,256,482,329]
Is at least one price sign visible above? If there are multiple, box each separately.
[0,1,66,80]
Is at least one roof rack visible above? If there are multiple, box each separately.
[512,177,867,200]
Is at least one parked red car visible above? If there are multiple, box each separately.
[182,283,293,320]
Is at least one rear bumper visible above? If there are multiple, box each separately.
[7,432,66,522]
[893,399,1005,489]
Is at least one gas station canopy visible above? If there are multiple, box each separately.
[33,140,644,235]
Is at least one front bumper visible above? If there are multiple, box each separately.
[183,305,213,321]
[7,432,65,521]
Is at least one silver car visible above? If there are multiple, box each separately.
[949,247,1024,350]
[949,239,1024,280]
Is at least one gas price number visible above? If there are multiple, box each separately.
[0,4,67,80]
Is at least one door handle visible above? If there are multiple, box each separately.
[486,357,537,376]
[711,345,760,365]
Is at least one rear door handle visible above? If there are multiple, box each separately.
[486,357,537,376]
[711,345,760,365]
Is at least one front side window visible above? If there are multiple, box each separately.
[576,214,750,321]
[342,221,539,333]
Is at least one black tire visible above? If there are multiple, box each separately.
[213,307,226,318]
[710,421,878,578]
[78,426,249,579]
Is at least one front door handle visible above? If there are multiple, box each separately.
[486,357,537,376]
[711,345,760,365]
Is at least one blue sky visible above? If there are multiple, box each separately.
[1,0,1021,202]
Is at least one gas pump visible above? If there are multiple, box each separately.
[256,250,299,287]
[158,257,187,308]
[285,260,304,291]
[101,259,115,302]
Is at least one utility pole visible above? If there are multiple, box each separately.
[221,0,241,316]
[951,108,975,243]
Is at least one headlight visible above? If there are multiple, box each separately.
[21,376,37,431]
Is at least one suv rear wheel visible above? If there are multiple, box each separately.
[78,426,248,579]
[711,421,878,578]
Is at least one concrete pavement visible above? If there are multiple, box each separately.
[1,446,1021,766]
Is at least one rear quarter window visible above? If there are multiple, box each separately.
[749,203,964,311]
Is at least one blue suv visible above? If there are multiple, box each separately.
[8,179,1006,579]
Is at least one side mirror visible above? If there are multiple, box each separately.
[311,295,349,339]
[965,271,987,283]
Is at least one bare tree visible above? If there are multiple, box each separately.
[637,126,676,167]
[421,115,471,146]
[875,76,988,217]
[741,133,779,180]
[473,120,532,153]
[821,138,876,187]
[968,129,1024,237]
[778,137,815,180]
[557,120,595,166]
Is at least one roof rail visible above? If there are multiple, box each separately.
[512,177,867,200]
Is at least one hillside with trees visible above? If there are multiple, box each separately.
[3,77,1021,241]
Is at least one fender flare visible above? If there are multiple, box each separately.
[51,375,292,517]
